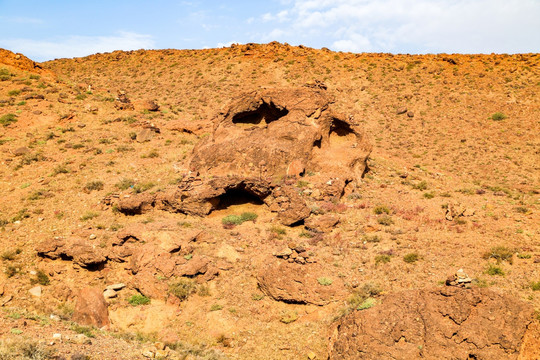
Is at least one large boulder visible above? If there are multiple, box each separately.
[72,288,110,328]
[328,286,539,360]
[36,238,107,269]
[257,259,345,305]
[189,86,371,183]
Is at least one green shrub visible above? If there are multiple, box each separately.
[85,181,104,192]
[486,264,505,276]
[128,294,150,306]
[133,182,155,193]
[221,212,258,227]
[115,178,134,190]
[357,297,376,310]
[491,112,506,121]
[70,323,95,337]
[0,113,18,127]
[169,278,195,301]
[377,215,394,226]
[80,211,99,221]
[210,304,223,311]
[375,254,391,265]
[52,165,69,175]
[31,270,50,286]
[8,89,20,96]
[317,277,333,286]
[412,181,428,191]
[531,281,540,291]
[362,235,380,243]
[403,253,420,263]
[373,206,390,215]
[483,246,514,264]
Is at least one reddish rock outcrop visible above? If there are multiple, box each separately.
[189,86,371,183]
[36,238,106,269]
[72,288,110,328]
[328,287,538,360]
[257,259,345,305]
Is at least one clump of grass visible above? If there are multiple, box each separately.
[403,252,420,264]
[377,215,394,226]
[362,235,380,243]
[423,192,435,199]
[0,113,18,127]
[84,181,104,192]
[70,323,95,338]
[280,311,298,324]
[127,294,150,306]
[270,226,286,235]
[133,182,155,193]
[412,180,428,191]
[531,281,540,291]
[491,112,506,121]
[375,254,391,265]
[11,208,30,222]
[221,212,258,227]
[373,206,390,215]
[141,150,160,158]
[483,246,514,264]
[169,278,195,301]
[8,89,20,96]
[31,270,50,286]
[52,164,70,175]
[251,293,264,301]
[80,211,99,221]
[514,206,528,214]
[343,283,381,316]
[210,304,223,311]
[317,277,333,286]
[4,265,20,278]
[486,264,505,276]
[1,248,21,261]
[115,178,134,190]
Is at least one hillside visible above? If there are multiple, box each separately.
[0,43,539,359]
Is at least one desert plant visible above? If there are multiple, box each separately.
[128,294,150,306]
[8,89,20,96]
[210,304,223,311]
[375,254,391,265]
[373,205,390,215]
[317,277,333,286]
[80,211,99,221]
[403,253,420,263]
[169,278,195,301]
[115,178,134,190]
[483,246,514,264]
[491,112,506,121]
[133,182,155,193]
[0,113,17,127]
[377,215,394,226]
[486,264,505,276]
[531,281,540,291]
[84,181,104,192]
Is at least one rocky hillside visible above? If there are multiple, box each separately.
[0,43,538,359]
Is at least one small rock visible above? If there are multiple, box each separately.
[273,247,293,258]
[29,286,42,297]
[13,147,31,156]
[89,234,96,240]
[154,342,165,351]
[52,333,62,340]
[396,107,407,115]
[307,351,317,359]
[106,283,126,291]
[155,349,168,358]
[50,314,61,321]
[103,289,117,299]
[407,111,414,118]
[72,334,91,345]
[141,348,155,358]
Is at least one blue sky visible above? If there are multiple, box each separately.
[1,0,539,61]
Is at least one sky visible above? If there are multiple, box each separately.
[0,0,539,61]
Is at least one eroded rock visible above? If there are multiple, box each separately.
[72,288,109,328]
[328,287,538,360]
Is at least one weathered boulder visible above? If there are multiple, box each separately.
[257,259,345,305]
[189,86,371,183]
[305,214,340,232]
[72,288,109,328]
[133,99,159,112]
[328,286,539,360]
[36,238,106,269]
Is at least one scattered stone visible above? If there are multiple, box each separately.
[29,286,42,297]
[445,269,472,287]
[13,147,31,156]
[136,128,155,143]
[133,99,159,112]
[72,288,110,328]
[445,203,475,221]
[106,283,126,291]
[52,333,62,340]
[396,106,407,115]
[103,289,117,299]
[305,215,339,232]
[407,111,414,118]
[72,334,92,345]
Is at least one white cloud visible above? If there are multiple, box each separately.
[259,0,540,53]
[0,31,155,61]
[217,41,242,48]
[1,16,44,25]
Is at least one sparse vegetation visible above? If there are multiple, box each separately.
[221,212,258,227]
[486,264,505,276]
[85,181,104,192]
[169,278,196,301]
[375,254,391,265]
[483,246,514,264]
[0,113,17,127]
[491,112,506,121]
[403,253,420,263]
[127,294,151,306]
[373,205,390,215]
[317,277,333,286]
